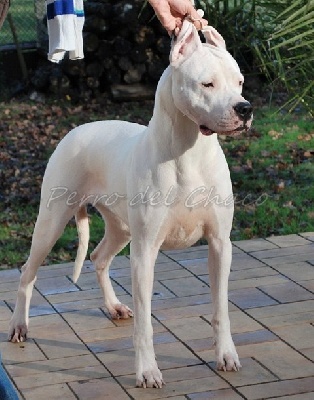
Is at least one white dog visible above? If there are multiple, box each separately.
[9,20,253,388]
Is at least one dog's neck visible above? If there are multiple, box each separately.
[147,67,218,161]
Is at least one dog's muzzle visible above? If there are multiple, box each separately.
[199,102,253,136]
[199,125,250,136]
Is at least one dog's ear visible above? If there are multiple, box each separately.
[170,20,202,68]
[202,26,226,49]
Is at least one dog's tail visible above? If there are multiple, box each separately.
[73,206,89,283]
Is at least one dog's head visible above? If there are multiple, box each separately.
[170,21,253,136]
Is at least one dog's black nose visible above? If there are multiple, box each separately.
[233,102,253,121]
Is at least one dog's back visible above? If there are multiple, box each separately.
[41,120,146,208]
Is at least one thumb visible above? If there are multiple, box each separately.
[187,6,208,29]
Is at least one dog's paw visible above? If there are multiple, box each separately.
[216,352,241,372]
[8,323,28,343]
[108,303,134,319]
[136,367,165,388]
[215,339,241,372]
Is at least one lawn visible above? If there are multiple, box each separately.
[0,98,313,268]
[223,110,314,239]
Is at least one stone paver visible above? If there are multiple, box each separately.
[69,377,131,400]
[238,376,314,399]
[0,232,313,399]
[22,383,76,400]
[266,233,312,248]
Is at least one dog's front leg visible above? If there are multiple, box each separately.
[130,240,164,388]
[208,236,241,372]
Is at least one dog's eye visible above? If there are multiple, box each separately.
[239,81,243,86]
[202,82,214,88]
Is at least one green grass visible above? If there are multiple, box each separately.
[0,0,37,45]
[0,101,313,269]
[221,109,314,239]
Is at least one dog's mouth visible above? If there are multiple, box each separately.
[199,125,214,136]
[199,124,249,136]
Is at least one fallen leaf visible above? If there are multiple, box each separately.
[268,129,283,139]
[276,181,285,191]
[283,201,295,209]
[246,159,253,169]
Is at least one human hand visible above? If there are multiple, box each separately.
[148,0,208,35]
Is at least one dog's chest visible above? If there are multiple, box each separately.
[158,166,232,250]
[161,205,208,250]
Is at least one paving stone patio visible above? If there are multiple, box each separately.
[1,233,314,400]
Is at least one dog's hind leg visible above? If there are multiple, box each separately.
[8,203,77,342]
[91,206,132,319]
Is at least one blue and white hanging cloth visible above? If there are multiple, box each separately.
[46,0,85,63]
